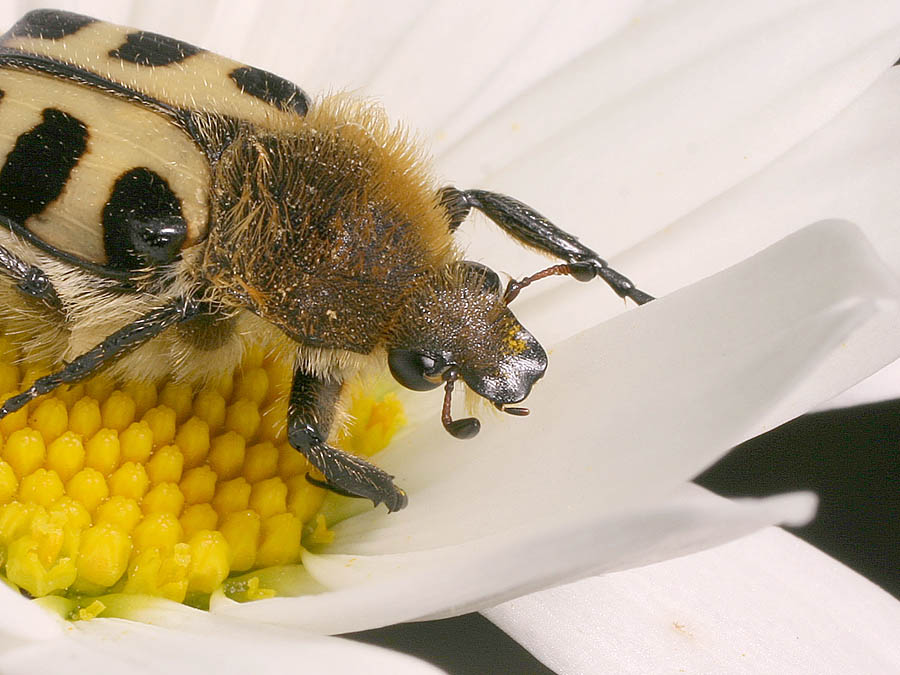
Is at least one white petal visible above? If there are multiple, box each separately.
[625,65,900,409]
[438,1,900,266]
[364,0,645,139]
[302,487,815,593]
[484,526,900,674]
[0,582,63,645]
[817,357,900,409]
[1,604,440,674]
[427,1,645,149]
[30,0,632,141]
[625,65,900,297]
[134,0,643,138]
[209,221,900,633]
[624,64,900,408]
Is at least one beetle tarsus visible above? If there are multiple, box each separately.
[305,468,408,513]
[588,261,655,305]
[306,472,408,513]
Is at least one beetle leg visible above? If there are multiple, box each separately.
[439,186,654,305]
[0,296,202,418]
[0,243,63,311]
[287,368,408,512]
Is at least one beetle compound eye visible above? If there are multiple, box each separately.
[388,349,446,391]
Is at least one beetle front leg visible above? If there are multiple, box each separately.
[439,186,654,305]
[287,368,408,513]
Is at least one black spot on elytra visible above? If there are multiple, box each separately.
[103,167,187,271]
[108,30,204,67]
[229,66,309,115]
[0,108,88,224]
[5,9,97,40]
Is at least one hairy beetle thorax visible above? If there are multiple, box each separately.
[200,95,457,354]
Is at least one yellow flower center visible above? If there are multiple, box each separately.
[0,330,405,612]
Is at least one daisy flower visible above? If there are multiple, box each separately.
[0,1,898,672]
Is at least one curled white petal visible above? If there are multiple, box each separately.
[210,486,817,634]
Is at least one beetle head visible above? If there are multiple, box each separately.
[387,261,547,427]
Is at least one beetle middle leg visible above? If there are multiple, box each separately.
[439,186,654,305]
[288,367,408,512]
[0,296,202,417]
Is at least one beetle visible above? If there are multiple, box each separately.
[0,9,652,512]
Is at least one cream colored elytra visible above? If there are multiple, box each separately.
[0,68,210,267]
[0,95,459,391]
[0,11,460,394]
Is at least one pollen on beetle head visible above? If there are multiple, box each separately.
[0,326,406,616]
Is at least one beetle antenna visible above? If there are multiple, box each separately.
[503,263,575,304]
[504,261,655,305]
[441,368,480,439]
